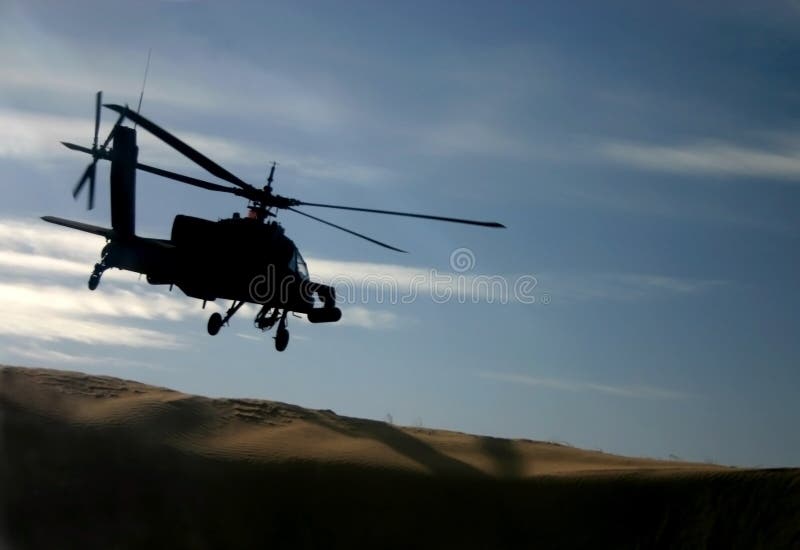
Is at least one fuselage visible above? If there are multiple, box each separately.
[103,214,329,313]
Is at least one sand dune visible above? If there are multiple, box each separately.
[2,366,798,548]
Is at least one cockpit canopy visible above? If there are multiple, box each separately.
[289,247,309,280]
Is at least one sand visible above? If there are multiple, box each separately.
[1,365,798,548]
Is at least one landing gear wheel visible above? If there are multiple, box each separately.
[275,327,289,352]
[207,312,223,336]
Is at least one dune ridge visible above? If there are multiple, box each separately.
[2,365,798,548]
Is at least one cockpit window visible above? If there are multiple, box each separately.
[290,248,309,280]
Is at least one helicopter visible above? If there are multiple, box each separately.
[44,92,504,351]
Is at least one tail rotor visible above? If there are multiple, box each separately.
[70,91,102,209]
[65,91,126,210]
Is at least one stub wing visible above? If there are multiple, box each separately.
[41,216,114,239]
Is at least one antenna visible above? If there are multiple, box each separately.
[266,161,277,190]
[134,49,152,128]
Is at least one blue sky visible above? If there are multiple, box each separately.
[1,1,799,467]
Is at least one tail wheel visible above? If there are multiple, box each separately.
[88,263,103,291]
[207,312,223,336]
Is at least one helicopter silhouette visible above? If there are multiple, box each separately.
[44,92,504,351]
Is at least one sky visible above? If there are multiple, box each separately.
[1,0,799,467]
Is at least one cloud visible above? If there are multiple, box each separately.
[0,219,403,332]
[478,371,690,400]
[536,272,725,303]
[337,306,398,329]
[0,108,389,185]
[309,258,426,289]
[311,256,723,305]
[601,139,800,180]
[0,217,722,356]
[0,109,91,165]
[0,250,89,277]
[0,219,103,261]
[6,345,156,369]
[310,258,520,305]
[0,219,208,348]
[0,307,180,348]
[613,273,720,294]
[0,282,199,322]
[553,177,791,232]
[0,11,391,185]
[1,219,724,311]
[0,219,404,342]
[418,120,534,158]
[0,14,350,133]
[234,333,263,341]
[168,130,390,185]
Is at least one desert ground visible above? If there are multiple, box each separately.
[1,365,798,548]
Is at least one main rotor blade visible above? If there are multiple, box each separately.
[63,143,253,198]
[288,207,407,253]
[137,163,245,196]
[104,104,253,191]
[297,202,505,228]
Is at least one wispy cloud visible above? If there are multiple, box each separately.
[0,217,721,354]
[310,258,426,289]
[0,8,393,186]
[0,250,89,277]
[0,14,351,133]
[0,108,389,185]
[615,273,720,294]
[418,120,534,159]
[308,257,535,305]
[478,371,690,400]
[0,282,200,322]
[0,220,204,348]
[0,109,91,165]
[2,219,724,310]
[0,219,103,260]
[601,139,800,180]
[337,306,399,329]
[0,219,403,342]
[6,345,156,369]
[554,178,791,232]
[537,272,726,303]
[0,307,180,348]
[234,333,263,342]
[312,257,723,304]
[173,130,391,185]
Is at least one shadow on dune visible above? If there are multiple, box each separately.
[477,435,525,478]
[306,413,486,477]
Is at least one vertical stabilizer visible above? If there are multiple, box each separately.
[110,126,137,237]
